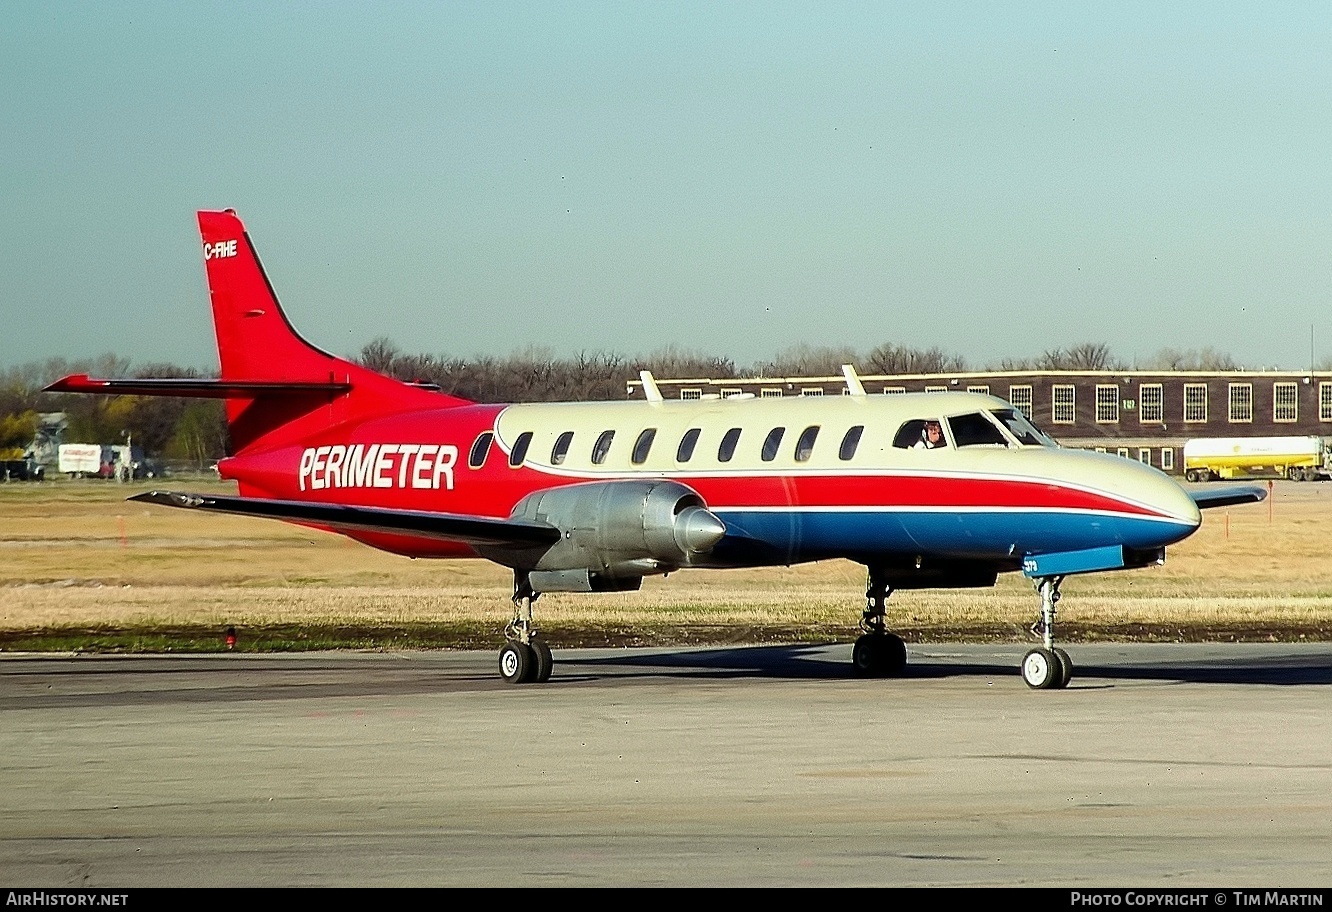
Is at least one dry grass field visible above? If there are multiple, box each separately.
[1,474,1330,649]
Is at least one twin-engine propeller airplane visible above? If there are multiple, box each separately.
[48,210,1264,688]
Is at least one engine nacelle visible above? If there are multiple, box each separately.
[499,479,726,589]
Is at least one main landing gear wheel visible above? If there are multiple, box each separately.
[530,636,554,683]
[1023,575,1072,690]
[852,565,909,678]
[498,573,555,685]
[852,633,907,677]
[499,640,534,684]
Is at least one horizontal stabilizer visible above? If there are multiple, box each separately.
[44,375,352,398]
[129,490,561,548]
[1189,485,1268,510]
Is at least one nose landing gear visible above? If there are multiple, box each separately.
[1022,575,1072,689]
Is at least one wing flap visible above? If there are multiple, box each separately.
[129,490,560,548]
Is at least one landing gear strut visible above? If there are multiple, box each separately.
[1022,575,1072,689]
[851,565,907,677]
[500,572,553,684]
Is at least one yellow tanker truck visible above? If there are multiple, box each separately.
[1183,435,1332,483]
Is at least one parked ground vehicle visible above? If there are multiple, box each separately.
[1182,435,1332,482]
[56,443,162,480]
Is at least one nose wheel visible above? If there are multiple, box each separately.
[1022,576,1072,689]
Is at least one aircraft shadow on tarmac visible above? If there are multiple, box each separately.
[562,643,1332,686]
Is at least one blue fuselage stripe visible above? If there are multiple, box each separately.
[714,508,1194,561]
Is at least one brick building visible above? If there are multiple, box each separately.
[627,369,1332,475]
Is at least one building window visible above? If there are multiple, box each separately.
[925,385,947,393]
[1274,382,1298,422]
[720,387,742,398]
[1228,383,1253,423]
[800,387,824,397]
[1161,448,1174,471]
[1095,385,1120,423]
[882,386,906,395]
[679,388,702,401]
[1321,382,1332,421]
[1052,385,1075,424]
[967,385,990,395]
[1139,384,1163,423]
[760,388,782,399]
[1008,385,1033,419]
[1117,447,1130,459]
[1183,383,1208,422]
[1138,448,1151,465]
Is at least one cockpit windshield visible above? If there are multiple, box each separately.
[990,408,1056,447]
[946,412,1009,447]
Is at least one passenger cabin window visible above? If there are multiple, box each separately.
[591,430,615,465]
[839,426,863,461]
[551,431,574,465]
[761,427,785,461]
[509,431,533,467]
[632,428,657,465]
[468,431,493,469]
[676,428,701,462]
[947,413,1008,447]
[795,426,819,462]
[718,427,742,462]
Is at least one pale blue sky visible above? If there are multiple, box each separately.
[3,2,1330,372]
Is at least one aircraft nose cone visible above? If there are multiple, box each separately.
[674,506,727,554]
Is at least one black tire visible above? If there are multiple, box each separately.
[531,637,553,683]
[1184,470,1199,483]
[851,635,884,677]
[1021,648,1062,690]
[883,634,908,676]
[499,641,534,684]
[1053,647,1073,689]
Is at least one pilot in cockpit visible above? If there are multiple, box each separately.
[914,420,946,449]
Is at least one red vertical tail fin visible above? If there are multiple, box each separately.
[196,210,469,451]
[45,210,471,454]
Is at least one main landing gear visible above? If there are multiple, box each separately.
[499,573,553,685]
[851,565,908,677]
[1022,575,1073,690]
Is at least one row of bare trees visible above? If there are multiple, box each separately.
[0,342,1250,462]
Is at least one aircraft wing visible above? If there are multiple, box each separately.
[1188,485,1268,509]
[129,490,560,548]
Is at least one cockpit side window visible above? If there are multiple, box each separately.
[947,412,1009,447]
[893,419,935,449]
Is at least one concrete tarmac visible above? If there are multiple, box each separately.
[2,642,1331,888]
